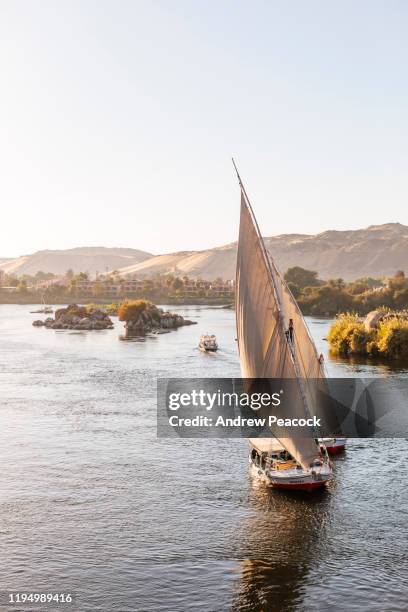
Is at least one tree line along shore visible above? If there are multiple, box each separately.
[1,266,408,316]
[0,270,234,305]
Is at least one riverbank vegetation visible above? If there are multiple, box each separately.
[86,303,120,315]
[285,267,408,316]
[327,311,408,358]
[2,266,408,315]
[0,271,234,304]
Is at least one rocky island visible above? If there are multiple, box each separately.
[32,300,196,335]
[118,299,196,335]
[33,304,114,330]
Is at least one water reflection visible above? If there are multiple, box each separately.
[306,317,408,376]
[328,351,408,375]
[119,329,170,341]
[232,480,333,611]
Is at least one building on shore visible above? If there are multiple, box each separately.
[73,276,235,299]
[0,271,235,300]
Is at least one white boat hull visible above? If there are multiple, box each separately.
[250,459,332,491]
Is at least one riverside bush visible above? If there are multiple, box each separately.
[328,312,408,358]
[376,318,408,358]
[118,299,155,322]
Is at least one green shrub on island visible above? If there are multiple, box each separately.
[118,299,159,322]
[327,314,370,355]
[86,303,119,316]
[376,318,408,358]
[328,311,408,358]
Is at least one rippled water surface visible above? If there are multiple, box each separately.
[0,305,407,611]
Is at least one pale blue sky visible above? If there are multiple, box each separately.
[1,1,407,257]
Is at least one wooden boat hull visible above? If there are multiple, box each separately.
[250,461,332,491]
[320,438,347,455]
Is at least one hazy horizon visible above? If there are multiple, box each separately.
[1,1,408,257]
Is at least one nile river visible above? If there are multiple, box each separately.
[0,305,407,611]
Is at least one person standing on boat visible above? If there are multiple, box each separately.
[286,318,294,343]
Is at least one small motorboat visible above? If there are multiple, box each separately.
[320,437,347,455]
[199,334,218,352]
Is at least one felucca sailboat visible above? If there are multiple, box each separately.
[234,161,334,490]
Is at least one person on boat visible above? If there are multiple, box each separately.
[285,319,294,343]
[318,353,324,364]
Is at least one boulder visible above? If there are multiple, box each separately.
[32,320,44,326]
[50,322,64,329]
[93,320,107,329]
[67,304,88,318]
[364,310,386,331]
[55,304,89,320]
[69,315,82,325]
[76,319,91,329]
[90,309,107,320]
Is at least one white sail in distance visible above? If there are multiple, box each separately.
[235,173,325,469]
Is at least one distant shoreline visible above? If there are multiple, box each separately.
[0,295,233,307]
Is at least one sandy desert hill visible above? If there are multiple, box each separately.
[115,223,408,281]
[1,224,407,281]
[0,247,152,277]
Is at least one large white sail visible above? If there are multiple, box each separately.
[235,184,324,469]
